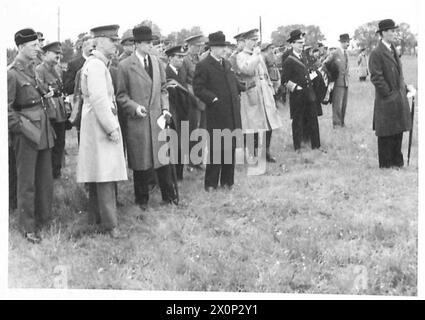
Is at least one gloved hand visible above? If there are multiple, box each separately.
[162,110,172,124]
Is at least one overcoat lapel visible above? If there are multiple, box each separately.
[130,54,153,85]
[379,41,399,72]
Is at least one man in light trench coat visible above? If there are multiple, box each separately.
[76,25,128,239]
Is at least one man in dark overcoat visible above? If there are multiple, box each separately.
[369,19,413,168]
[281,30,321,152]
[193,31,242,191]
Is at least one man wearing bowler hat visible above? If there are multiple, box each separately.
[193,31,242,191]
[8,28,56,243]
[180,34,207,172]
[76,25,128,238]
[324,33,351,127]
[369,19,414,168]
[116,25,178,210]
[281,29,321,152]
[36,42,68,179]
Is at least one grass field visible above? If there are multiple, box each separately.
[8,56,418,296]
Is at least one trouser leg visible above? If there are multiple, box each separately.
[292,114,304,151]
[9,144,17,210]
[87,183,100,225]
[341,87,348,126]
[133,170,149,205]
[306,104,321,149]
[393,133,404,167]
[332,87,344,126]
[14,135,38,234]
[205,136,221,189]
[378,135,394,168]
[220,146,235,187]
[52,121,66,178]
[96,182,117,231]
[156,165,177,202]
[34,148,53,229]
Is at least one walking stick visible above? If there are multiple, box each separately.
[166,119,179,204]
[407,96,415,166]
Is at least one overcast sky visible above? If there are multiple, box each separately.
[2,0,420,49]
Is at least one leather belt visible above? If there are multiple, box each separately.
[14,99,43,110]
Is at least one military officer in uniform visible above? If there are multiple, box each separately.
[8,28,55,243]
[281,29,321,152]
[179,34,206,171]
[237,29,282,162]
[76,25,128,238]
[36,42,68,179]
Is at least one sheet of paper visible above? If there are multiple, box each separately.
[157,114,166,130]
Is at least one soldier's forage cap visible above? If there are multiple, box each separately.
[165,45,187,57]
[233,31,247,41]
[37,32,45,40]
[90,24,120,40]
[242,29,259,40]
[287,29,305,43]
[15,28,38,46]
[184,34,205,45]
[376,19,398,33]
[42,41,63,54]
[261,42,274,51]
[339,33,351,42]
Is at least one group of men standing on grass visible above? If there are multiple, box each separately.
[7,18,415,243]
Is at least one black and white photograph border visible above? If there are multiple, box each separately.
[1,0,424,300]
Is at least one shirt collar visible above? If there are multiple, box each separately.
[135,50,148,67]
[382,40,392,52]
[210,52,222,63]
[293,50,302,59]
[169,63,178,75]
[90,50,109,65]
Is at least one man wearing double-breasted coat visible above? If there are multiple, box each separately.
[116,26,177,208]
[369,19,413,168]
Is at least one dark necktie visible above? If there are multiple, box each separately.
[221,59,225,70]
[144,56,151,77]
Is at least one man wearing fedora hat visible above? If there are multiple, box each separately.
[116,25,178,209]
[180,34,207,172]
[368,19,413,168]
[324,33,351,127]
[76,24,128,238]
[193,31,242,191]
[8,28,56,243]
[281,29,321,152]
[36,42,68,180]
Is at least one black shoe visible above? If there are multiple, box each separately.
[266,153,276,163]
[205,186,216,192]
[24,232,42,244]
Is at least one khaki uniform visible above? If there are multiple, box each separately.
[179,53,206,165]
[36,62,68,178]
[8,57,55,233]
